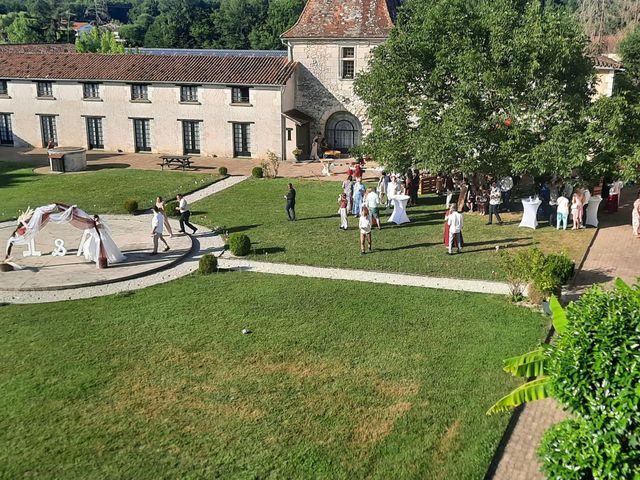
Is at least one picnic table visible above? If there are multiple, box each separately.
[159,155,193,171]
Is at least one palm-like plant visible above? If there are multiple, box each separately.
[486,296,567,415]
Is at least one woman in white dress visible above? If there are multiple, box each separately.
[155,196,173,238]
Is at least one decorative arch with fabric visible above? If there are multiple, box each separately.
[5,203,125,268]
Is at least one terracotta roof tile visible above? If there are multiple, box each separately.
[0,53,297,86]
[0,43,75,54]
[592,54,623,70]
[282,0,393,39]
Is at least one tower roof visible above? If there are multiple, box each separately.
[281,0,394,40]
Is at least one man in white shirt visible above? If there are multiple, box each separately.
[151,206,170,255]
[447,204,463,254]
[582,187,591,228]
[487,182,504,225]
[175,193,197,234]
[365,188,381,229]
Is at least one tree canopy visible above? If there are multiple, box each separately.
[355,0,596,178]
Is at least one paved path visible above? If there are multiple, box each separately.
[488,186,640,480]
[218,257,511,295]
[184,175,248,202]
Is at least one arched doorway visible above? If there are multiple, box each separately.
[325,112,362,153]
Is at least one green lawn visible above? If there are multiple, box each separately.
[0,164,220,222]
[0,272,547,479]
[192,178,594,281]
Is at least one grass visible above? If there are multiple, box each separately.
[0,272,547,479]
[0,164,221,221]
[192,178,594,281]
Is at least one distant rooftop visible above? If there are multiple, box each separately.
[0,43,75,54]
[129,48,288,58]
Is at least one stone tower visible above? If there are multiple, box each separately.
[281,0,393,153]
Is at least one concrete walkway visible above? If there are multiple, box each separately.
[219,257,511,295]
[184,175,248,203]
[487,186,640,480]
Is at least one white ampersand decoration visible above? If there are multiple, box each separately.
[51,238,67,257]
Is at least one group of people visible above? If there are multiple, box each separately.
[150,193,197,255]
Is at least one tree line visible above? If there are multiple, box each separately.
[0,0,306,50]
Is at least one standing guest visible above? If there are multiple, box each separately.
[411,169,420,206]
[556,193,570,230]
[310,135,320,161]
[150,206,170,255]
[352,178,365,216]
[155,196,173,238]
[342,175,354,212]
[338,192,348,230]
[377,171,390,206]
[354,162,362,180]
[487,182,504,225]
[571,193,583,230]
[447,204,463,255]
[632,190,640,238]
[443,204,464,250]
[548,180,559,226]
[175,194,197,234]
[365,187,381,230]
[285,183,296,221]
[405,172,414,205]
[539,181,550,220]
[359,206,372,254]
[582,186,591,227]
[457,178,469,212]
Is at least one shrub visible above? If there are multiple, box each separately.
[218,166,228,176]
[251,166,263,178]
[265,150,280,178]
[544,253,574,285]
[164,200,179,217]
[228,233,251,256]
[539,281,640,478]
[198,253,218,274]
[124,199,138,214]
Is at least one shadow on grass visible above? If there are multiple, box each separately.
[227,224,262,234]
[463,237,530,247]
[375,242,438,252]
[254,246,286,255]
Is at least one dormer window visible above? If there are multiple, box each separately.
[340,47,355,80]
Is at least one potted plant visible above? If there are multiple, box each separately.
[292,148,303,162]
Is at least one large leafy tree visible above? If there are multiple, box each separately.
[355,0,595,177]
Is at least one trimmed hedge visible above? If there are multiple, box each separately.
[124,199,138,214]
[251,166,263,178]
[228,233,251,256]
[164,200,179,218]
[199,254,218,274]
[218,166,228,176]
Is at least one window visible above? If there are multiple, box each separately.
[0,113,13,145]
[37,81,54,98]
[182,121,200,154]
[83,83,100,99]
[86,117,104,149]
[133,118,151,152]
[131,84,149,101]
[180,86,198,103]
[286,128,292,141]
[232,122,251,157]
[340,47,355,80]
[0,80,8,96]
[39,115,57,147]
[231,86,250,104]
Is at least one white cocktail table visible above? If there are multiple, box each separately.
[519,199,542,229]
[388,194,410,225]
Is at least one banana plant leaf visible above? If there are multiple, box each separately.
[486,377,552,415]
[550,296,567,335]
[502,347,546,377]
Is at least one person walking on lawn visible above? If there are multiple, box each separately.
[151,206,170,255]
[447,204,463,255]
[285,183,296,221]
[338,192,348,230]
[175,194,197,234]
[487,182,504,225]
[365,187,382,230]
[359,206,372,254]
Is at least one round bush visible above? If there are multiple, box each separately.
[251,166,263,178]
[218,166,228,176]
[545,253,574,285]
[198,253,218,274]
[540,282,640,477]
[124,199,138,214]
[228,233,251,256]
[164,200,179,217]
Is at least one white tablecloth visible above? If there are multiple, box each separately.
[519,199,541,229]
[585,195,602,227]
[388,194,410,225]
